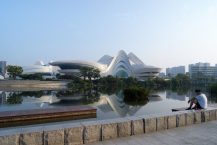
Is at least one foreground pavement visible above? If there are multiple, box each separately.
[87,120,217,145]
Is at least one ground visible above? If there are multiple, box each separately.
[87,120,217,145]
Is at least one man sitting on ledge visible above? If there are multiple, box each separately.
[186,89,208,110]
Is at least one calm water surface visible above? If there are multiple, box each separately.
[1,89,216,121]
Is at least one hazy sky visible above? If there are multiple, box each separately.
[1,0,217,71]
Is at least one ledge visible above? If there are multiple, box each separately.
[0,106,96,128]
[0,107,217,145]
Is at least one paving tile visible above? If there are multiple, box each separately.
[86,120,217,145]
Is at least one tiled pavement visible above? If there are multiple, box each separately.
[87,120,217,145]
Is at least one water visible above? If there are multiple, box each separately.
[1,89,216,120]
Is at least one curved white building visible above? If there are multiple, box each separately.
[50,50,161,80]
[22,61,60,78]
[100,50,134,78]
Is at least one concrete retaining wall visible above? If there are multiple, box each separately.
[0,107,217,145]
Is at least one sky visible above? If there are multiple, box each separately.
[1,0,217,72]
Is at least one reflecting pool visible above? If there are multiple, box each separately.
[1,89,216,121]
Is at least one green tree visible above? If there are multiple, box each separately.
[86,67,94,82]
[124,77,137,84]
[169,74,190,88]
[80,67,100,82]
[80,67,89,81]
[92,68,100,80]
[7,65,23,79]
[175,74,191,87]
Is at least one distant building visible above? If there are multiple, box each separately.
[189,62,216,78]
[166,66,185,77]
[22,61,60,79]
[50,50,162,81]
[158,72,166,78]
[0,61,6,78]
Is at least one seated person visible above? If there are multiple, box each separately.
[186,89,207,110]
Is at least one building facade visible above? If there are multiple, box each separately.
[166,66,185,77]
[189,62,216,78]
[22,61,60,79]
[158,72,166,78]
[0,61,7,78]
[50,50,162,81]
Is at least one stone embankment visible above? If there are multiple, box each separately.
[0,106,96,128]
[0,80,68,91]
[0,107,217,145]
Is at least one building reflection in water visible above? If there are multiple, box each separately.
[0,91,60,107]
[97,93,141,117]
[0,91,7,104]
[0,90,193,118]
[0,90,145,117]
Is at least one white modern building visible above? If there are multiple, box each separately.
[22,61,60,79]
[166,66,185,77]
[189,62,216,78]
[50,50,161,81]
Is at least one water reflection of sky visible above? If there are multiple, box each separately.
[94,91,191,119]
[1,89,217,121]
[133,91,189,118]
[0,89,195,120]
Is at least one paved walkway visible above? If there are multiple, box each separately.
[87,120,217,145]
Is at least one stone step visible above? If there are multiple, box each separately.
[0,106,96,128]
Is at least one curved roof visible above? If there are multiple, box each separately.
[103,50,134,77]
[49,50,162,80]
[50,60,107,71]
[22,65,54,74]
[128,52,144,65]
[97,55,113,66]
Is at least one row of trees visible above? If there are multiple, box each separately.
[5,65,101,81]
[169,74,191,88]
[80,67,100,81]
[5,65,192,91]
[68,67,195,95]
[141,74,191,90]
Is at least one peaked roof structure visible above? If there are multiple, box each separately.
[50,50,161,80]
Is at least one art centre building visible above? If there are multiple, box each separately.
[22,61,60,79]
[50,50,161,81]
